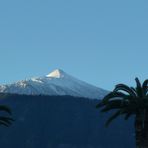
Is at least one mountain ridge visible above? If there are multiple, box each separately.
[0,69,108,99]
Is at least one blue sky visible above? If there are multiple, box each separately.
[0,0,148,90]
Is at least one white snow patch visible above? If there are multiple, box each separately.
[46,69,65,78]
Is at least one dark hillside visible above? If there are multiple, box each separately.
[0,94,135,148]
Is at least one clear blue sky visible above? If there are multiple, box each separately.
[0,0,148,90]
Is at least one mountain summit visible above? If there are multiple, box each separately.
[46,69,66,78]
[0,69,108,99]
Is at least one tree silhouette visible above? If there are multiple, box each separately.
[0,104,13,127]
[96,78,148,148]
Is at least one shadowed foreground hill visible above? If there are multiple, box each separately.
[0,94,134,148]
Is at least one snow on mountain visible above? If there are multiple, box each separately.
[0,69,108,99]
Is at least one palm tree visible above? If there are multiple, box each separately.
[0,105,13,127]
[96,78,148,148]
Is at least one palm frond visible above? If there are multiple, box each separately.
[0,116,14,127]
[121,103,138,114]
[96,91,128,109]
[96,78,148,128]
[124,112,133,120]
[100,100,125,112]
[102,92,127,103]
[114,84,136,97]
[96,92,127,108]
[130,87,137,96]
[135,77,143,97]
[105,110,121,127]
[0,105,12,115]
[142,79,148,96]
[0,121,10,127]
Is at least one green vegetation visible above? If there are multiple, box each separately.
[96,78,148,148]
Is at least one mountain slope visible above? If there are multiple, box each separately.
[0,69,108,99]
[0,94,135,148]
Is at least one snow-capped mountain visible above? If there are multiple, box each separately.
[0,69,108,99]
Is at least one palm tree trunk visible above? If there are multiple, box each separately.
[135,114,143,148]
[143,109,148,148]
